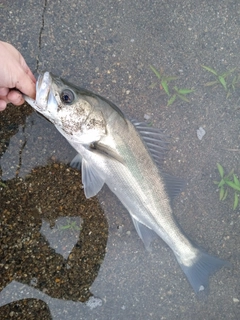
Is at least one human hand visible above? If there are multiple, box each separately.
[0,41,36,111]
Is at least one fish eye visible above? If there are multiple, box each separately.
[60,89,74,104]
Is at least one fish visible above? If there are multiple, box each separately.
[25,71,229,294]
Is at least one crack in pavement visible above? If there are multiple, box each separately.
[36,0,48,73]
[15,125,27,178]
[15,1,48,179]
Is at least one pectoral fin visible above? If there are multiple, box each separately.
[90,142,124,164]
[81,158,105,198]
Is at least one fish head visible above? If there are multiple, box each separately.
[25,72,107,144]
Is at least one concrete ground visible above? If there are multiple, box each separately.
[1,0,240,319]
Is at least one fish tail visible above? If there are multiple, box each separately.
[176,251,230,294]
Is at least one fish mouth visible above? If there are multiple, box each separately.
[35,72,52,111]
[24,71,58,121]
[36,73,44,90]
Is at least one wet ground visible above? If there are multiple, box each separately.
[1,0,240,319]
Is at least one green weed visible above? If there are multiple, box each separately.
[202,65,238,98]
[149,65,178,95]
[0,181,7,188]
[58,219,81,231]
[167,86,195,106]
[150,65,194,106]
[214,163,240,210]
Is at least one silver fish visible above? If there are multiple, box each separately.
[25,72,229,293]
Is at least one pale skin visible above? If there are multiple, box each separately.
[0,41,36,111]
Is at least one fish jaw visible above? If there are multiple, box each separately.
[35,72,51,111]
[24,72,60,124]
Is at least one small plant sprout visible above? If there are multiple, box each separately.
[0,181,6,188]
[202,65,238,98]
[149,65,178,95]
[150,65,194,106]
[229,74,240,93]
[214,163,240,210]
[167,86,195,106]
[58,219,81,231]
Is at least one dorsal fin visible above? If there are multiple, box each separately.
[131,120,185,201]
[131,120,169,166]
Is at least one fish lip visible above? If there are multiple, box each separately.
[35,72,52,110]
[36,73,44,90]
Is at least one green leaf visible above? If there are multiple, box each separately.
[161,80,170,95]
[177,88,195,94]
[231,75,239,90]
[226,180,240,191]
[150,65,161,79]
[59,225,70,230]
[222,189,228,201]
[233,192,239,210]
[218,179,225,187]
[219,186,225,200]
[149,82,157,89]
[233,174,240,187]
[167,94,177,106]
[226,91,231,99]
[232,75,237,85]
[222,68,236,78]
[204,80,218,87]
[218,76,227,90]
[177,94,190,102]
[0,181,6,188]
[226,168,234,178]
[217,163,224,178]
[165,76,179,82]
[202,65,218,75]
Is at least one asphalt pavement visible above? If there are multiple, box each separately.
[1,1,240,319]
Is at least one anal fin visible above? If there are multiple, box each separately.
[70,153,82,171]
[131,216,157,251]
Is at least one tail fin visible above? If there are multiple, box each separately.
[176,251,230,293]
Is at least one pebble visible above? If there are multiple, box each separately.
[85,296,103,310]
[197,127,206,140]
[144,114,151,120]
[30,277,38,286]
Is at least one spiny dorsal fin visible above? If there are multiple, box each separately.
[131,120,169,166]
